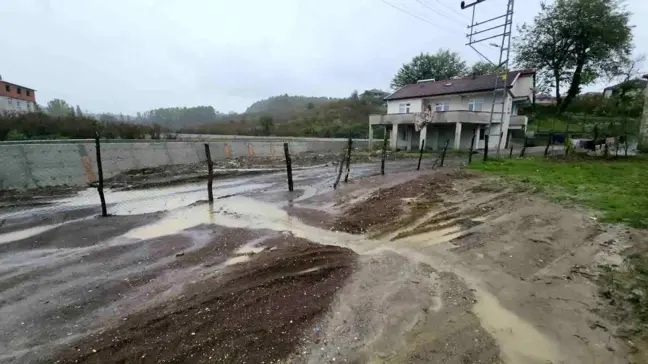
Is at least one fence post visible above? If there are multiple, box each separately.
[544,133,553,157]
[334,145,346,189]
[520,136,527,158]
[344,136,353,183]
[94,134,108,217]
[381,126,388,175]
[417,139,425,171]
[483,134,490,162]
[283,143,293,192]
[509,145,514,159]
[468,131,476,164]
[204,143,214,202]
[496,131,504,158]
[440,139,449,167]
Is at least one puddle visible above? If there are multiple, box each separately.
[396,226,463,246]
[0,224,64,244]
[472,289,559,364]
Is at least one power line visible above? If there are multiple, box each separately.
[414,0,468,27]
[424,0,471,22]
[378,0,457,34]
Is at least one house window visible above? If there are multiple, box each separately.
[4,85,9,92]
[435,102,450,112]
[7,97,12,105]
[26,90,31,96]
[16,100,22,108]
[27,102,31,111]
[479,126,486,140]
[17,87,22,95]
[468,99,484,112]
[398,103,411,113]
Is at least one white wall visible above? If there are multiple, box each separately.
[386,98,423,114]
[0,96,36,113]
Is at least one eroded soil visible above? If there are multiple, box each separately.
[0,162,644,364]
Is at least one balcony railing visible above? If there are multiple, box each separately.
[370,110,505,125]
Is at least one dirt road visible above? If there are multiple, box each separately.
[0,158,640,363]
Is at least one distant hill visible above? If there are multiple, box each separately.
[245,95,335,115]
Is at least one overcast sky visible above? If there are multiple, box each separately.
[1,0,646,114]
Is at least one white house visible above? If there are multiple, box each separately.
[369,69,536,151]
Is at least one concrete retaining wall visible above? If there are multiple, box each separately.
[0,138,367,189]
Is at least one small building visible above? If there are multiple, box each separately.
[0,76,37,113]
[536,93,557,105]
[603,78,647,98]
[369,69,535,151]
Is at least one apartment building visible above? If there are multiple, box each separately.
[0,76,37,113]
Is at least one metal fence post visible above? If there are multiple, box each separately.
[417,139,425,171]
[94,134,108,217]
[283,143,293,192]
[440,139,449,167]
[468,131,476,164]
[204,143,214,202]
[344,136,353,183]
[381,126,388,175]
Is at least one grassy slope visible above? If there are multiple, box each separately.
[469,157,648,353]
[468,157,648,228]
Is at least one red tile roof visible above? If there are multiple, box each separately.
[385,69,535,101]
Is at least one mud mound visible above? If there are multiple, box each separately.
[50,240,356,364]
[333,171,466,236]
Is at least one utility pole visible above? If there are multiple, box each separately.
[462,0,515,159]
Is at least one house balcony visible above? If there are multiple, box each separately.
[369,111,528,128]
[370,111,504,125]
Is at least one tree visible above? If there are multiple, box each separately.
[350,90,359,100]
[391,49,468,88]
[471,61,499,75]
[46,99,73,117]
[75,105,83,117]
[515,0,633,114]
[260,115,274,136]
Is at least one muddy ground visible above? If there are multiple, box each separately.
[0,157,643,363]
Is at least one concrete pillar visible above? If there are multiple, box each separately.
[474,125,481,149]
[406,125,412,151]
[419,125,427,150]
[390,123,399,151]
[454,122,462,149]
[368,124,374,151]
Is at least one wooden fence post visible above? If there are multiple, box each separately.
[440,139,449,167]
[283,143,293,192]
[204,143,214,202]
[483,134,490,162]
[381,126,388,175]
[509,145,514,159]
[417,139,425,171]
[94,134,108,217]
[344,136,353,183]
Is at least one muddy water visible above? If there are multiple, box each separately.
[472,289,559,364]
[117,195,561,364]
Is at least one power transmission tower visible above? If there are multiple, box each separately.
[461,0,515,158]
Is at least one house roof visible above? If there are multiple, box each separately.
[385,69,535,101]
[0,80,36,91]
[603,78,647,92]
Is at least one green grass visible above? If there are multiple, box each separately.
[468,157,648,228]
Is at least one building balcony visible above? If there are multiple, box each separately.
[370,110,506,126]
